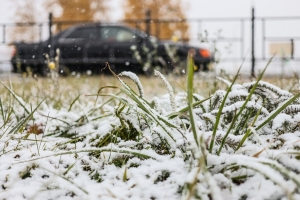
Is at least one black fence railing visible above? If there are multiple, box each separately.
[0,8,299,75]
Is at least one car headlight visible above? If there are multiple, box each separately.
[199,49,211,58]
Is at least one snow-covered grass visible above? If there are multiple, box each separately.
[1,59,300,200]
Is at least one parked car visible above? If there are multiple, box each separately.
[11,23,213,76]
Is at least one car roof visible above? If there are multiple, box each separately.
[66,23,134,31]
[60,22,148,38]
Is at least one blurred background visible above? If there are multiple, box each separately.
[0,0,299,77]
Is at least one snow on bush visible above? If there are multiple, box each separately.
[0,71,300,200]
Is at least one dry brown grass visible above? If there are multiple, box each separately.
[1,72,299,103]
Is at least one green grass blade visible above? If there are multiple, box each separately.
[186,49,199,147]
[68,94,81,112]
[228,163,293,199]
[167,96,211,119]
[235,107,262,151]
[120,87,177,142]
[0,81,30,114]
[94,85,118,106]
[260,161,300,188]
[8,100,44,135]
[216,109,237,155]
[255,92,300,131]
[0,98,5,122]
[209,66,241,153]
[87,91,122,116]
[214,57,272,153]
[41,166,89,195]
[15,147,160,163]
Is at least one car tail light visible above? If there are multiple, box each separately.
[199,49,211,58]
[11,46,16,57]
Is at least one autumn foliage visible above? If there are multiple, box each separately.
[46,0,110,31]
[11,1,40,42]
[11,0,189,41]
[123,0,190,41]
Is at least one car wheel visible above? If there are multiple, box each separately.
[109,64,121,75]
[201,63,209,71]
[195,63,209,72]
[39,64,49,77]
[12,64,17,73]
[59,65,70,76]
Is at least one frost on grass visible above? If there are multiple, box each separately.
[118,71,144,98]
[0,74,300,200]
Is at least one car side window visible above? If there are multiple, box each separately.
[66,27,99,40]
[100,27,136,42]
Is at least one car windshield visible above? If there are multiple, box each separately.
[56,24,158,43]
[66,27,99,40]
[132,27,158,41]
[100,27,136,42]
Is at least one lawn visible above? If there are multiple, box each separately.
[0,60,300,200]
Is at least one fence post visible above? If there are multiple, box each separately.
[48,13,54,60]
[156,21,160,38]
[145,9,151,36]
[240,19,244,59]
[2,25,5,44]
[262,19,265,60]
[251,7,255,77]
[291,39,294,59]
[39,23,42,43]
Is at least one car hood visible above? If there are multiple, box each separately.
[159,40,211,51]
[159,40,187,46]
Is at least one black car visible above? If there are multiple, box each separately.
[11,23,213,76]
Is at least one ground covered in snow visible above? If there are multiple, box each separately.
[0,72,300,200]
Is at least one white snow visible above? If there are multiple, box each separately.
[0,74,300,200]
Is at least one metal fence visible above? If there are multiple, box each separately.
[0,8,299,75]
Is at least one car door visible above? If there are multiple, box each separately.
[99,26,138,67]
[85,26,109,65]
[58,27,99,66]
